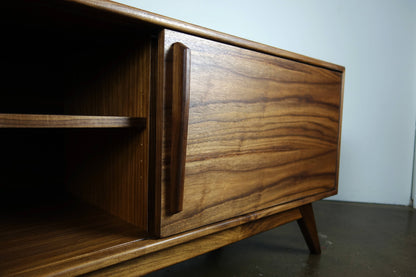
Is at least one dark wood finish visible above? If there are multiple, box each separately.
[0,197,146,277]
[63,39,151,118]
[64,38,152,230]
[0,0,344,275]
[297,203,321,254]
[85,208,302,277]
[157,29,343,236]
[2,1,152,230]
[168,42,192,214]
[0,191,328,276]
[1,3,152,275]
[65,129,148,229]
[0,113,146,128]
[148,35,163,236]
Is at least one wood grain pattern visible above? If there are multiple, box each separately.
[0,197,146,277]
[157,29,343,236]
[85,208,302,277]
[2,0,152,230]
[0,113,146,128]
[168,43,192,214]
[1,1,345,275]
[0,190,331,276]
[65,38,152,230]
[2,0,152,232]
[297,203,321,254]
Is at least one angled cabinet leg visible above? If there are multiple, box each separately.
[297,203,321,254]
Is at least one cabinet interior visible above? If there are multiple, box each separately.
[0,1,344,276]
[0,2,155,272]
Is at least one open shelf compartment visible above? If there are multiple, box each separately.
[0,195,147,276]
[0,2,153,275]
[0,127,149,275]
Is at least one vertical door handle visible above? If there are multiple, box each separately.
[169,42,191,214]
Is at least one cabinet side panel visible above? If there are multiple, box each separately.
[148,32,165,235]
[335,70,346,193]
[66,39,151,230]
[160,30,342,236]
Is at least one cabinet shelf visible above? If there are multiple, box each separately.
[0,196,147,276]
[0,114,147,129]
[0,0,345,275]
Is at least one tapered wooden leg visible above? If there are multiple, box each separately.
[297,203,321,254]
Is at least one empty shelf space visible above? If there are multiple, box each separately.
[0,196,147,276]
[0,113,147,128]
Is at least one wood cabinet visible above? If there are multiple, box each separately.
[0,0,344,276]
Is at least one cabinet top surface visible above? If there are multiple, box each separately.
[56,0,344,72]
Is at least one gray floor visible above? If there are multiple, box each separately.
[146,200,416,277]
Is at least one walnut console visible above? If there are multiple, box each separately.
[0,1,344,276]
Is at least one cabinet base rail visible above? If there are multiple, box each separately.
[87,203,320,276]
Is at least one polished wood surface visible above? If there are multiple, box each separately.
[168,43,192,214]
[85,208,302,276]
[0,191,329,276]
[297,203,321,254]
[0,114,146,128]
[156,29,343,236]
[0,197,146,277]
[1,2,152,275]
[2,1,152,230]
[64,38,152,230]
[1,1,344,275]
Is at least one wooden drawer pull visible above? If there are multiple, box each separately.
[169,42,191,214]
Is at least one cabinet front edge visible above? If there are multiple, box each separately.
[21,189,336,276]
[66,0,345,72]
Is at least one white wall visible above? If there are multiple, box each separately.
[117,0,416,206]
[413,123,416,208]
